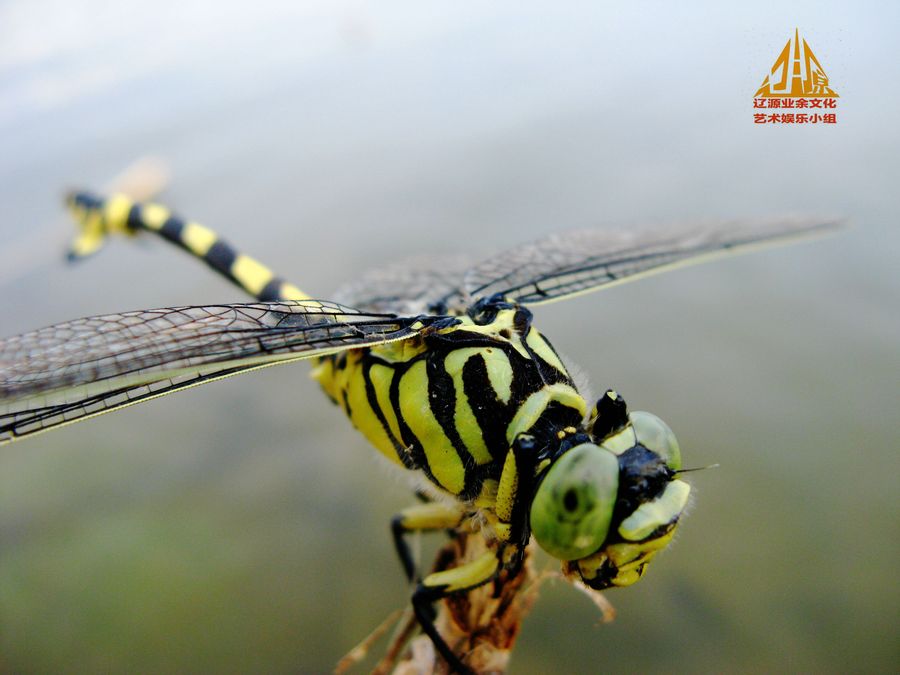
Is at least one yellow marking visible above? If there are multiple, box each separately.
[506,383,587,444]
[370,363,403,454]
[492,522,511,542]
[139,202,171,230]
[607,529,675,568]
[103,194,134,234]
[448,312,531,360]
[444,348,493,465]
[526,328,568,375]
[231,254,275,296]
[181,222,218,255]
[591,529,676,588]
[606,549,640,570]
[495,449,518,522]
[485,349,513,404]
[601,426,637,455]
[69,205,106,258]
[371,336,429,365]
[312,355,407,467]
[276,281,310,301]
[423,550,498,593]
[574,527,674,586]
[474,479,498,508]
[345,359,399,463]
[619,480,690,541]
[557,430,566,439]
[612,568,642,587]
[575,551,607,579]
[399,360,466,494]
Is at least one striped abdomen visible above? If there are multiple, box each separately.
[67,192,308,302]
[312,309,588,500]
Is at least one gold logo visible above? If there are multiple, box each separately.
[756,28,838,98]
[753,29,838,124]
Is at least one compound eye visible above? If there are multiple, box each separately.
[630,411,682,471]
[530,444,619,561]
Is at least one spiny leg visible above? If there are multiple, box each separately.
[66,192,309,302]
[391,501,466,583]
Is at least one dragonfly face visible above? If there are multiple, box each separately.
[531,392,690,588]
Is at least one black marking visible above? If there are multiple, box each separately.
[427,299,449,315]
[613,444,673,526]
[159,216,186,246]
[461,354,512,464]
[563,488,579,513]
[388,358,431,480]
[512,309,531,336]
[126,203,144,232]
[521,401,584,457]
[506,434,539,549]
[69,191,103,211]
[427,351,478,497]
[467,294,516,325]
[523,331,571,385]
[341,389,352,419]
[259,278,285,302]
[592,390,629,440]
[362,359,413,469]
[392,514,417,582]
[506,346,546,408]
[205,240,237,275]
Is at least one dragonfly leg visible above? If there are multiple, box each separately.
[412,549,501,675]
[65,191,309,302]
[391,501,466,583]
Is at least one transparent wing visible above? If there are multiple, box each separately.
[332,253,472,315]
[463,216,842,306]
[0,300,424,444]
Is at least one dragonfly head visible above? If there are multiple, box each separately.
[529,390,690,589]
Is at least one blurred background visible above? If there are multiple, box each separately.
[1,2,897,673]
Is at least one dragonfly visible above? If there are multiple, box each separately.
[0,191,838,673]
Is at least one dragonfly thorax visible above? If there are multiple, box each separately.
[311,304,588,500]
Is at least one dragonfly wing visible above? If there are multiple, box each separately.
[463,216,842,306]
[332,254,472,315]
[0,300,423,444]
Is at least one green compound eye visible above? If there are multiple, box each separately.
[630,411,682,471]
[530,444,619,561]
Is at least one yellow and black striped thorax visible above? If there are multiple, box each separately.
[312,304,588,500]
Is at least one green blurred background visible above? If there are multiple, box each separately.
[1,2,897,673]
